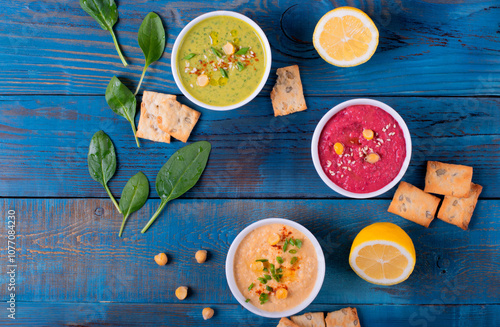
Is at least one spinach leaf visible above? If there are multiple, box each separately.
[79,0,128,66]
[105,76,140,147]
[87,130,121,213]
[135,12,165,95]
[118,172,149,237]
[141,141,211,233]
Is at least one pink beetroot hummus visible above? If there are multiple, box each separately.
[318,105,406,193]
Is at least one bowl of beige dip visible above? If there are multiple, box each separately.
[225,218,325,318]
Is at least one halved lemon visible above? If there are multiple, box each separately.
[349,222,415,285]
[313,7,379,67]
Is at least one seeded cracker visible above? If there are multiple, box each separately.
[325,307,361,327]
[277,317,301,327]
[438,183,483,230]
[136,92,175,143]
[424,161,473,197]
[270,65,307,116]
[291,312,325,327]
[388,182,441,227]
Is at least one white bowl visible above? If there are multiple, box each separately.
[171,11,272,111]
[225,218,326,318]
[311,99,412,199]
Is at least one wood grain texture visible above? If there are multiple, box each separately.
[0,303,499,327]
[0,198,498,305]
[0,0,499,95]
[0,95,498,199]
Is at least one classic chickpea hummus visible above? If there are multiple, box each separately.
[318,105,406,193]
[233,223,318,312]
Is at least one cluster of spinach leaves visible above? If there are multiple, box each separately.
[81,3,166,146]
[87,132,211,236]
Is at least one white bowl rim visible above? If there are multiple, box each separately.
[225,218,326,318]
[171,10,272,111]
[311,98,412,199]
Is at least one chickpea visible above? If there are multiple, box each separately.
[267,233,281,245]
[154,253,168,266]
[365,153,380,164]
[276,288,288,300]
[175,286,188,300]
[195,250,208,263]
[250,261,264,272]
[202,307,214,320]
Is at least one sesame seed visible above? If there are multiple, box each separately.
[348,167,352,171]
[389,132,395,136]
[387,139,391,141]
[342,166,347,170]
[382,128,386,132]
[190,84,193,88]
[186,62,190,67]
[326,160,332,168]
[379,139,384,144]
[329,170,335,176]
[386,124,390,129]
[341,175,344,178]
[394,124,396,128]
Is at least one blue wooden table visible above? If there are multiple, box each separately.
[1,1,499,326]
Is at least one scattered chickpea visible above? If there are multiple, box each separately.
[334,142,344,155]
[154,253,168,266]
[202,307,214,320]
[276,288,288,300]
[175,286,188,300]
[267,233,281,245]
[195,250,208,263]
[363,129,374,140]
[365,153,380,164]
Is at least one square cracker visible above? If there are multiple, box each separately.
[277,317,301,327]
[270,65,307,116]
[438,183,482,230]
[156,98,200,143]
[325,307,361,327]
[291,312,325,327]
[388,182,441,227]
[424,161,473,197]
[136,102,171,143]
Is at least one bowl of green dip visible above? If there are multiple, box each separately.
[172,11,272,111]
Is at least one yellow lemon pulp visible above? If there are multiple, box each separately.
[349,222,416,285]
[313,7,379,67]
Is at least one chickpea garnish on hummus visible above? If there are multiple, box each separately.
[233,224,318,312]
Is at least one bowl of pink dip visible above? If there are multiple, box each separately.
[311,99,412,198]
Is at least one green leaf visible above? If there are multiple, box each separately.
[289,249,297,254]
[118,172,149,237]
[87,130,121,213]
[255,259,268,262]
[183,53,196,60]
[236,61,245,71]
[248,283,254,291]
[266,285,273,292]
[264,274,272,280]
[257,277,267,284]
[105,76,140,147]
[220,68,228,78]
[283,239,288,252]
[289,238,296,246]
[79,0,128,66]
[235,47,249,55]
[291,257,298,265]
[136,12,166,95]
[259,293,269,304]
[295,239,302,249]
[211,47,222,58]
[276,256,283,264]
[245,299,250,303]
[141,141,211,233]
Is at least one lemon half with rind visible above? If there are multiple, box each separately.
[313,7,379,67]
[349,222,416,286]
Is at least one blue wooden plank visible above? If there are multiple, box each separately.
[0,0,498,95]
[1,198,498,305]
[0,96,498,198]
[0,303,498,326]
